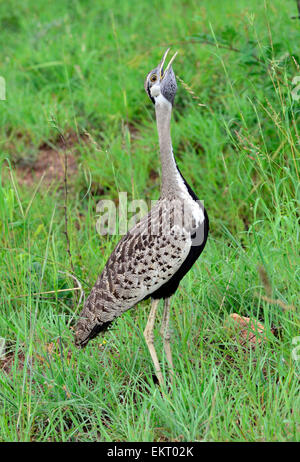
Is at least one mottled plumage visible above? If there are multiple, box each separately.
[74,49,209,385]
[75,194,207,347]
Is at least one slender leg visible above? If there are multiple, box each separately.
[160,297,174,381]
[143,298,164,387]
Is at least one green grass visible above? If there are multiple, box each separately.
[0,0,299,441]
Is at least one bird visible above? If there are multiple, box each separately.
[74,49,209,387]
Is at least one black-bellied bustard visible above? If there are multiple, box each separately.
[75,49,209,387]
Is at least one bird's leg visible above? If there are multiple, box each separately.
[160,297,174,381]
[144,298,164,387]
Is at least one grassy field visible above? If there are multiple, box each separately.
[0,0,299,442]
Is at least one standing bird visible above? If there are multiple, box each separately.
[75,49,209,387]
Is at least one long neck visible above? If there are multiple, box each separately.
[155,97,181,197]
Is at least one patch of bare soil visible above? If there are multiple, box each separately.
[217,313,278,381]
[16,149,78,187]
[15,131,82,188]
[224,313,267,348]
[0,349,25,375]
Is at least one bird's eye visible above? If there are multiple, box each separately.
[150,74,157,83]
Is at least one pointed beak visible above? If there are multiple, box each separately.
[159,48,178,80]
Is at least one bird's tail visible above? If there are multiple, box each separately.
[74,317,113,348]
[74,293,115,348]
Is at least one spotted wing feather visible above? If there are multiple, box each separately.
[75,199,194,347]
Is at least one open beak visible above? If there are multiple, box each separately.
[159,48,178,80]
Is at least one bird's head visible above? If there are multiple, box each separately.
[144,48,178,106]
